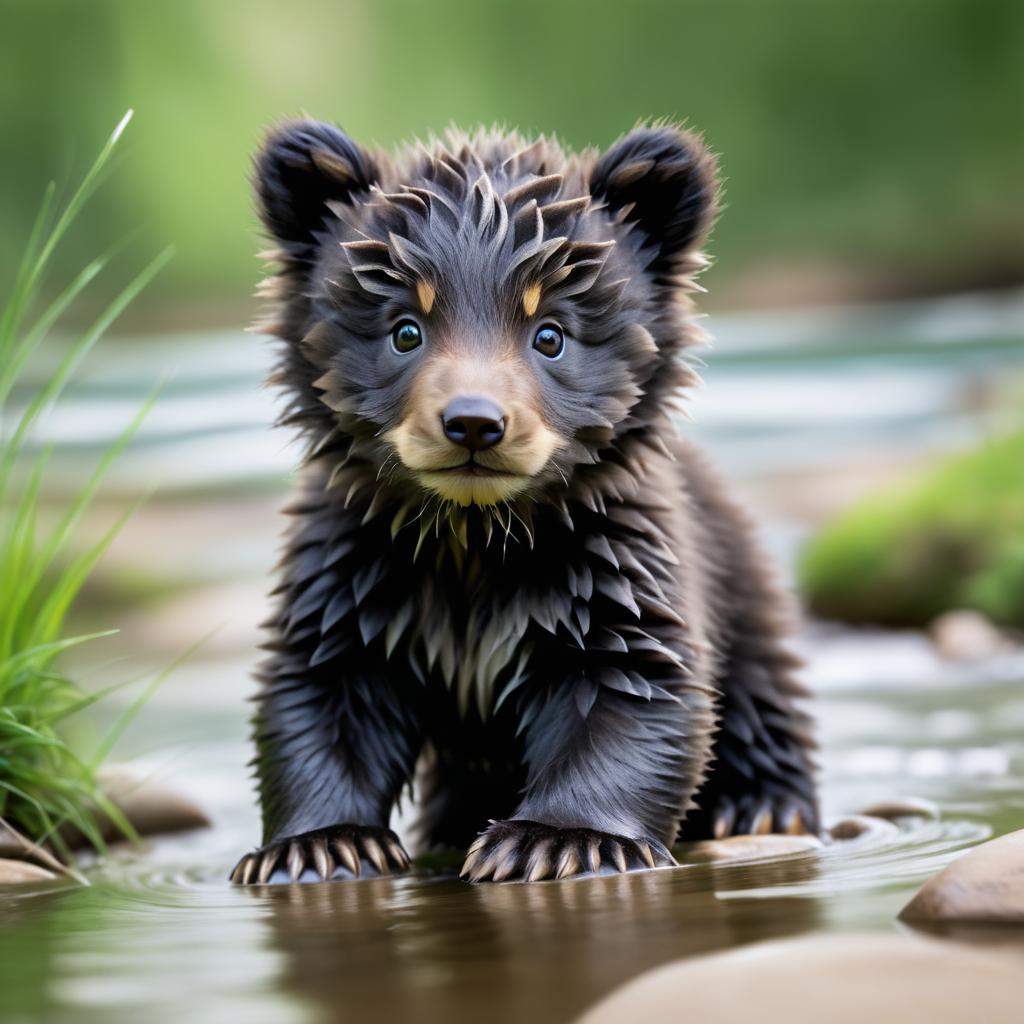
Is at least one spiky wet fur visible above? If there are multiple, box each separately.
[231,120,818,886]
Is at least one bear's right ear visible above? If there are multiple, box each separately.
[254,119,379,258]
[590,125,718,282]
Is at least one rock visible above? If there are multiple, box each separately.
[900,828,1024,925]
[101,765,212,838]
[859,796,939,821]
[930,609,1006,661]
[578,933,1021,1024]
[0,835,25,859]
[682,833,823,864]
[828,814,901,841]
[0,858,58,885]
[62,764,211,850]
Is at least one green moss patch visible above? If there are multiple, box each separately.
[799,430,1024,628]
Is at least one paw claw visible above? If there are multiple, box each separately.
[287,841,305,880]
[362,836,388,875]
[459,848,484,881]
[609,841,627,873]
[332,837,360,877]
[230,855,256,885]
[524,838,554,882]
[555,847,581,879]
[636,840,656,870]
[242,855,258,885]
[385,837,410,870]
[751,807,774,835]
[783,808,808,835]
[310,836,331,880]
[489,837,522,882]
[491,858,517,883]
[713,801,736,839]
[257,848,279,884]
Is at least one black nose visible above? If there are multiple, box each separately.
[441,395,505,451]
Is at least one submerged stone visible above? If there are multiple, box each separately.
[900,827,1024,925]
[0,859,58,885]
[578,934,1021,1024]
[828,814,901,841]
[860,796,939,821]
[682,833,822,863]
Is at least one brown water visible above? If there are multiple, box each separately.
[1,629,1021,1024]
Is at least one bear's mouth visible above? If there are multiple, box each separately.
[430,460,514,478]
[414,459,533,506]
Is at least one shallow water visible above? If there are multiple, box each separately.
[2,636,1021,1024]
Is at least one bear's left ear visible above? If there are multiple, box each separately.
[590,125,718,278]
[254,119,380,260]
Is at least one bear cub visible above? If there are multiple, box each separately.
[230,120,818,885]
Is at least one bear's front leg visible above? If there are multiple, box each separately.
[231,658,423,885]
[461,674,713,882]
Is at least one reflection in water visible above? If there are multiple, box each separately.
[253,858,824,1024]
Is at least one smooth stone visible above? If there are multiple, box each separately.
[682,833,823,863]
[62,764,211,850]
[0,835,25,858]
[0,858,58,885]
[900,828,1024,925]
[930,609,1006,661]
[860,796,939,821]
[578,934,1021,1024]
[829,814,901,841]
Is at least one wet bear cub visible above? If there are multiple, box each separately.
[231,120,818,885]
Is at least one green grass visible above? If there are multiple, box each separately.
[0,111,172,861]
[799,429,1024,628]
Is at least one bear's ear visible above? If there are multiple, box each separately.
[254,119,379,258]
[590,126,718,278]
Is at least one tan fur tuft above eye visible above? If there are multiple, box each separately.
[416,280,436,315]
[522,282,542,318]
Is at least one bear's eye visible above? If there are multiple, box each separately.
[532,324,564,360]
[391,320,423,354]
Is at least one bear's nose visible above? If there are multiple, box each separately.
[441,396,505,451]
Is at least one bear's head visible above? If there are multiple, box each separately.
[255,122,717,510]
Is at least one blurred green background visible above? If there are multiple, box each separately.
[3,0,1023,326]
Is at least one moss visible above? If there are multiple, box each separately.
[799,429,1024,628]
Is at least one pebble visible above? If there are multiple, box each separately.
[930,609,1006,661]
[62,764,211,850]
[828,815,901,841]
[579,933,1021,1024]
[0,859,58,885]
[900,827,1024,925]
[682,833,823,863]
[860,796,939,821]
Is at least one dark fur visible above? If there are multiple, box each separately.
[231,121,817,885]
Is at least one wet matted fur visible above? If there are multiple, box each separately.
[230,120,818,885]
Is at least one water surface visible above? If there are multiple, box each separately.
[2,638,1020,1024]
